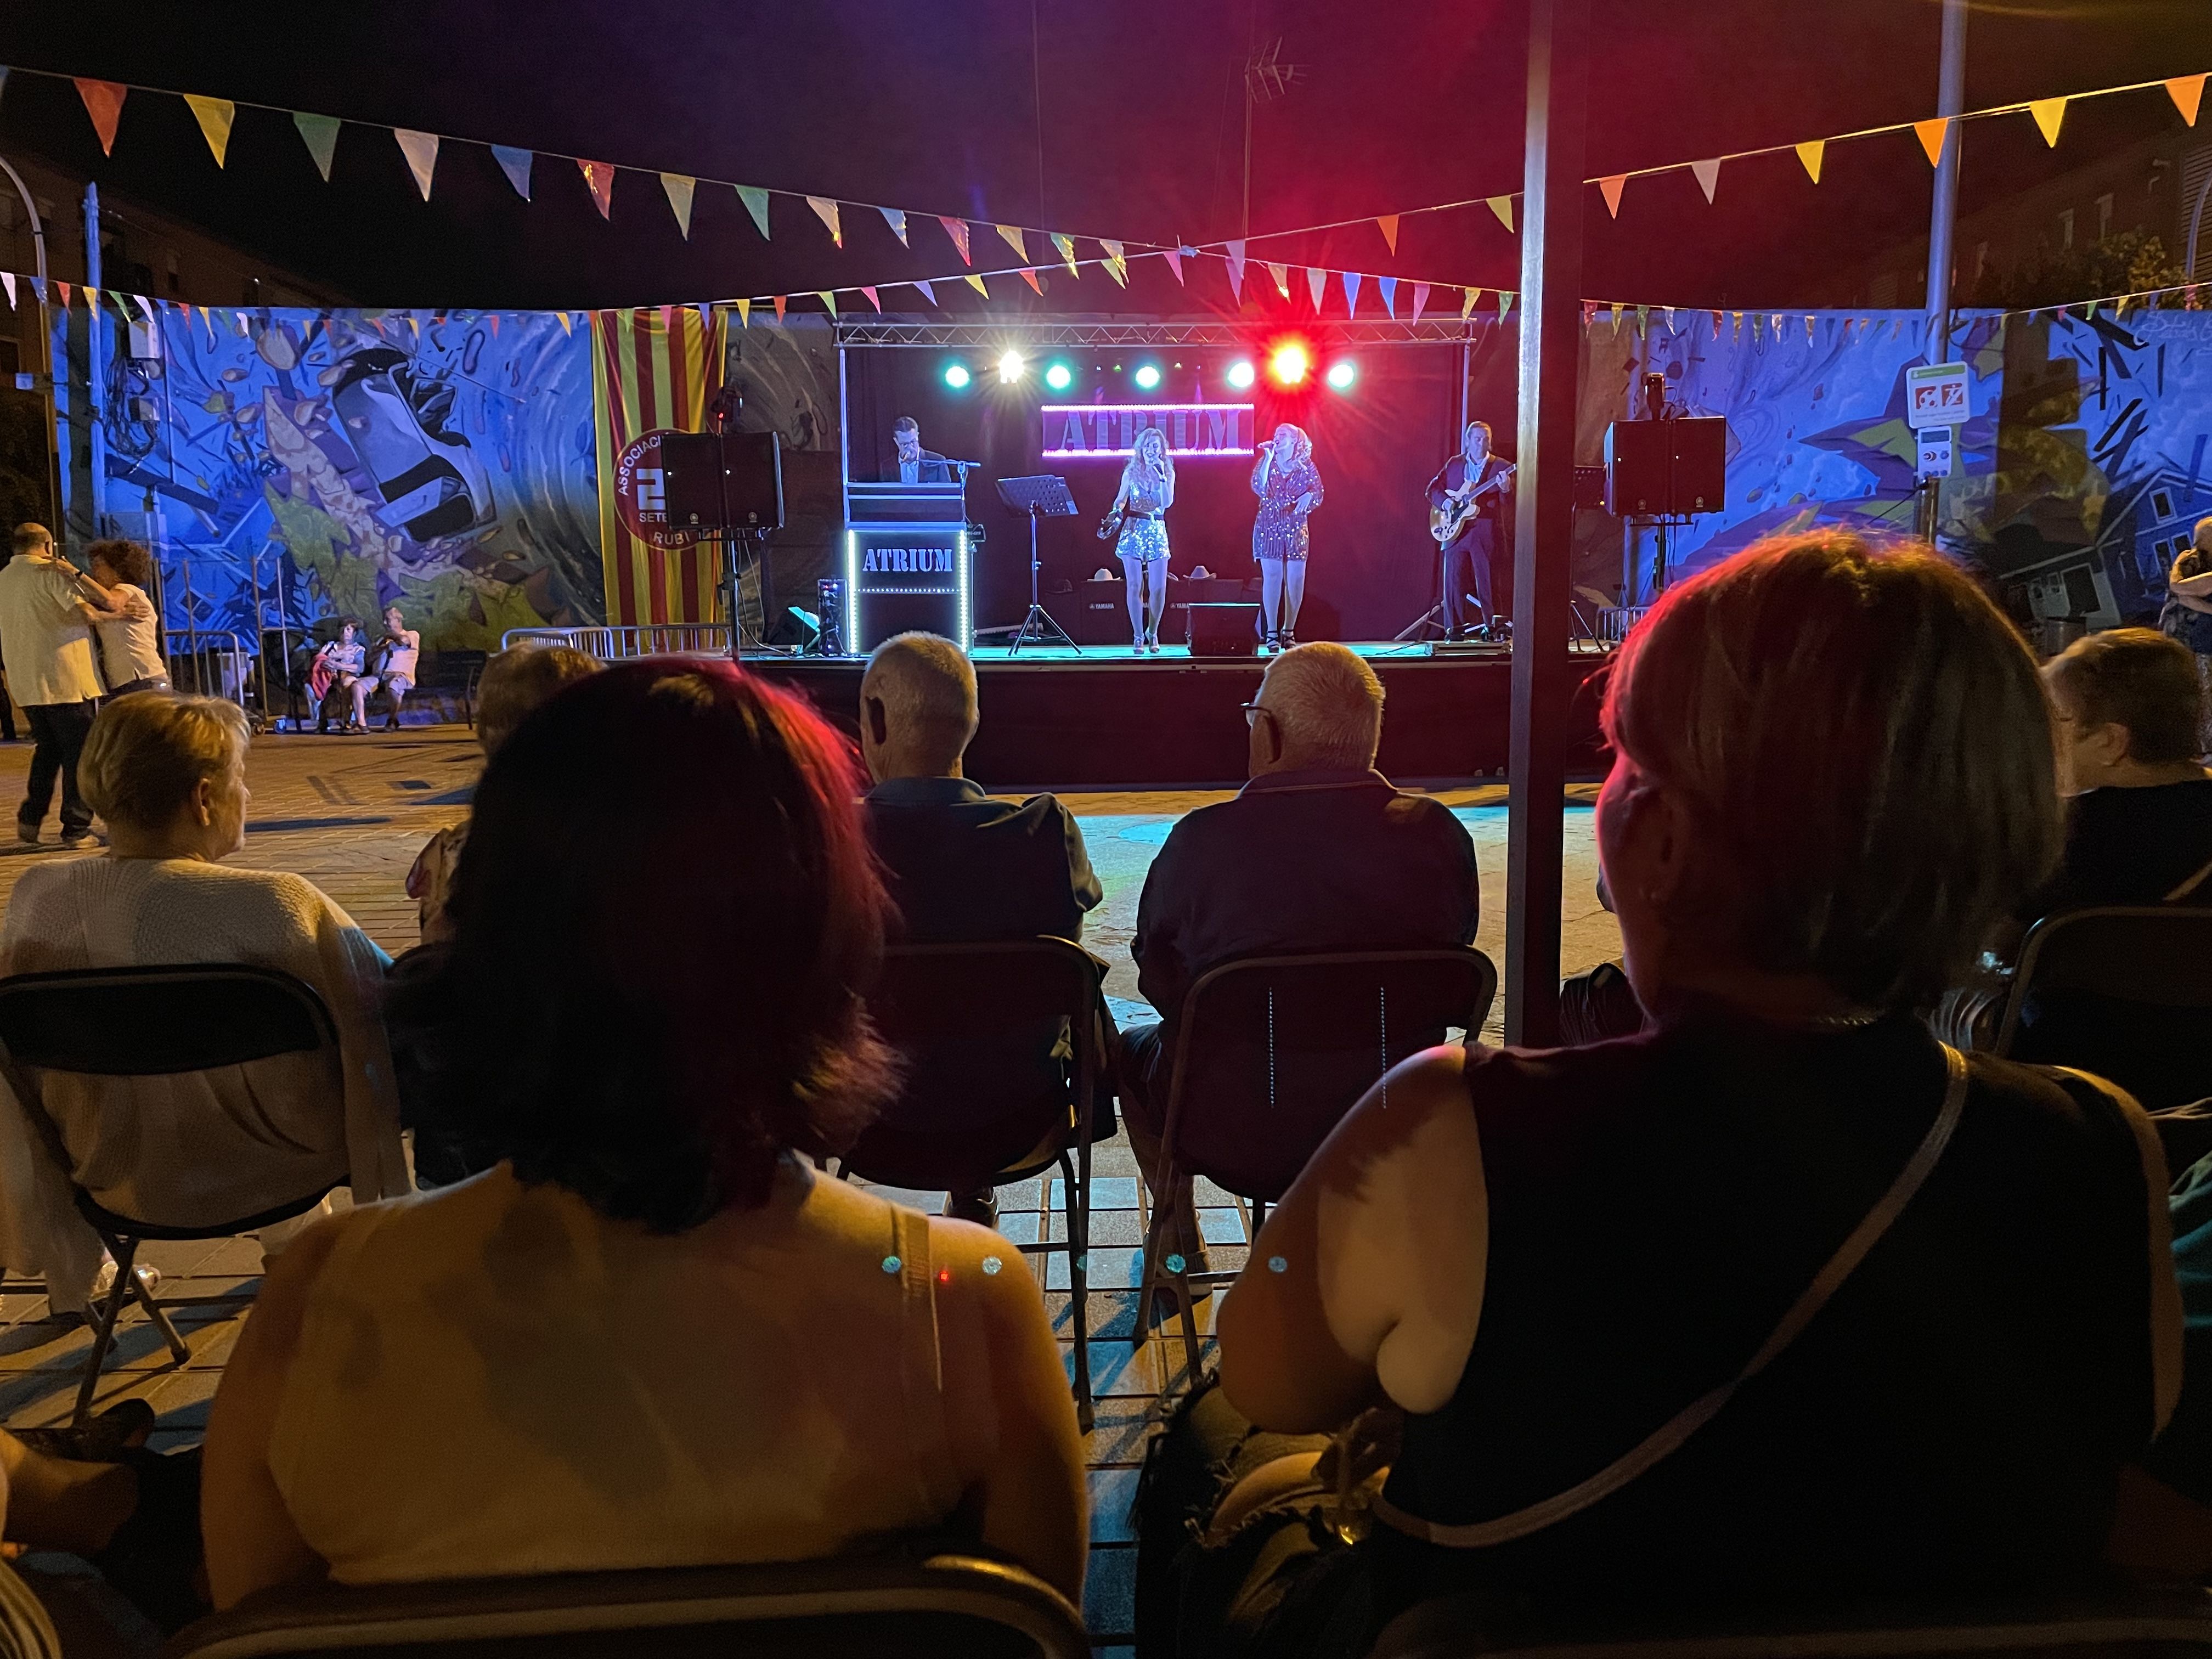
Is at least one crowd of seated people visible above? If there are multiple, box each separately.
[0,531,2208,1657]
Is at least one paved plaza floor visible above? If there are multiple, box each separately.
[0,724,1620,1650]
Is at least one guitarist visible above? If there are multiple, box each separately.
[1426,420,1513,641]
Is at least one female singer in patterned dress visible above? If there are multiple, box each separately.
[1251,423,1323,651]
[1111,426,1177,654]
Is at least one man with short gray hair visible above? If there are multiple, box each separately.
[859,631,1103,1226]
[0,523,116,845]
[1119,642,1479,1267]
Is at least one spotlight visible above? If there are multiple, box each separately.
[1043,360,1074,392]
[1133,362,1162,391]
[1269,341,1310,386]
[997,349,1026,384]
[943,360,972,390]
[1224,359,1257,391]
[1324,359,1358,391]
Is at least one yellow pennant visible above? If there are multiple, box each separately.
[995,224,1027,261]
[1795,139,1825,184]
[735,297,751,328]
[183,95,235,166]
[2028,97,2066,147]
[963,273,989,297]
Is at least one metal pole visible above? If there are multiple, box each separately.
[0,156,59,532]
[1923,0,1967,362]
[1504,0,1588,1048]
[82,183,106,546]
[2187,166,2211,284]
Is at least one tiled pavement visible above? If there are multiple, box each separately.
[0,725,1618,1650]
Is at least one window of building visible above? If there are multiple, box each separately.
[2154,488,2177,521]
[2059,207,2074,249]
[2096,193,2113,240]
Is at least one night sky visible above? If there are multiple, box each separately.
[0,0,2197,312]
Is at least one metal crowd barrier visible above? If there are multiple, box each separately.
[498,624,732,659]
[1595,606,1651,647]
[161,630,253,710]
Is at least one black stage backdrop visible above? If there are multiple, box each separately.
[842,342,1486,642]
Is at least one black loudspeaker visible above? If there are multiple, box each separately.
[1188,603,1262,658]
[1604,417,1727,517]
[658,431,786,532]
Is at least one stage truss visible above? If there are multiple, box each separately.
[834,315,1487,349]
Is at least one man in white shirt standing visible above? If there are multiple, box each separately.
[0,523,116,845]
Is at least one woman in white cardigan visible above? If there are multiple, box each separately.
[0,693,408,1316]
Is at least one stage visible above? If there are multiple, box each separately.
[749,640,1615,790]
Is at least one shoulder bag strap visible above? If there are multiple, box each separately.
[1373,1044,1970,1549]
[890,1206,964,1519]
[2163,854,2212,904]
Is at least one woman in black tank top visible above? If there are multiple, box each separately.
[1135,532,2183,1659]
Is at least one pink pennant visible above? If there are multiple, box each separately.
[938,217,972,263]
[861,286,881,311]
[578,159,616,219]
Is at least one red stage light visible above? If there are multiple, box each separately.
[1269,342,1310,386]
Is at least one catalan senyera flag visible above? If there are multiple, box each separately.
[591,306,727,625]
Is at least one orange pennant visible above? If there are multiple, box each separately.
[74,80,127,155]
[2169,74,2207,127]
[578,159,615,218]
[773,295,787,320]
[1914,117,1949,167]
[1598,175,1627,217]
[1019,268,1043,296]
[1376,214,1399,253]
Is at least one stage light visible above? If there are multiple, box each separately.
[1043,360,1074,392]
[943,360,972,390]
[1325,359,1358,391]
[1133,362,1162,391]
[1225,359,1257,391]
[997,349,1026,384]
[1269,342,1310,386]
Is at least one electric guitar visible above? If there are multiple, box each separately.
[1429,462,1517,545]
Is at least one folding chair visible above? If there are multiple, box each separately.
[0,964,352,1426]
[1133,946,1497,1384]
[166,1543,1089,1658]
[839,938,1110,1430]
[1369,1583,2212,1659]
[1993,906,2212,1111]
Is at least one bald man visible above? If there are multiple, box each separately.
[859,631,1104,1226]
[1119,642,1480,1269]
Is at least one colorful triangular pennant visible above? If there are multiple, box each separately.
[1486,195,1514,233]
[577,159,614,218]
[2169,74,2207,126]
[1378,275,1398,316]
[1690,158,1720,203]
[1377,214,1399,253]
[939,217,971,263]
[1796,139,1825,184]
[738,186,771,239]
[735,297,752,326]
[490,144,533,199]
[995,224,1028,261]
[1019,268,1043,296]
[1101,239,1128,286]
[74,80,126,155]
[1598,174,1627,217]
[912,280,936,306]
[183,95,234,167]
[661,173,696,239]
[879,206,909,245]
[1307,266,1327,310]
[1163,249,1184,285]
[394,129,439,200]
[1052,233,1078,275]
[1342,270,1362,314]
[1225,240,1246,297]
[1267,262,1290,298]
[1496,290,1513,318]
[1410,282,1430,324]
[861,286,881,311]
[1914,117,1949,166]
[294,112,341,180]
[806,196,842,246]
[2029,97,2067,147]
[1461,287,1480,320]
[818,290,837,317]
[963,273,988,297]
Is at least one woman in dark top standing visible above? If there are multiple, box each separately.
[1136,532,2182,1658]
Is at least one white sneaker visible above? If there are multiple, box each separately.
[88,1261,161,1302]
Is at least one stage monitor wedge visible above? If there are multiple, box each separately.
[659,430,786,532]
[1603,417,1727,518]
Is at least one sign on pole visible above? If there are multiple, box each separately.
[1915,426,1956,479]
[1905,362,1970,428]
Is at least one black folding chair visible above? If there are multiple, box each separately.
[839,938,1111,1430]
[0,964,352,1425]
[1993,906,2212,1111]
[1134,946,1497,1384]
[1370,1584,2212,1659]
[166,1543,1089,1658]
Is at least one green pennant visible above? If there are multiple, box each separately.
[736,185,771,239]
[294,111,340,181]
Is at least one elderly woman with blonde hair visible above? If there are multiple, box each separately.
[0,694,408,1315]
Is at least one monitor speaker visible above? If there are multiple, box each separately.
[1187,603,1261,658]
[1603,417,1728,517]
[657,431,787,532]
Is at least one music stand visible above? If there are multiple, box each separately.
[995,475,1081,653]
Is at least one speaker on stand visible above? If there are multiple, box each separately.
[661,430,787,656]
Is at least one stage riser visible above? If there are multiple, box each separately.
[753,653,1612,790]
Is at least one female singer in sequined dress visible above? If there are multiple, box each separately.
[1250,423,1323,651]
[1111,426,1176,654]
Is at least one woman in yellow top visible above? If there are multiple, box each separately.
[202,660,1086,1607]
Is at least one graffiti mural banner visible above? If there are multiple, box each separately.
[87,304,601,652]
